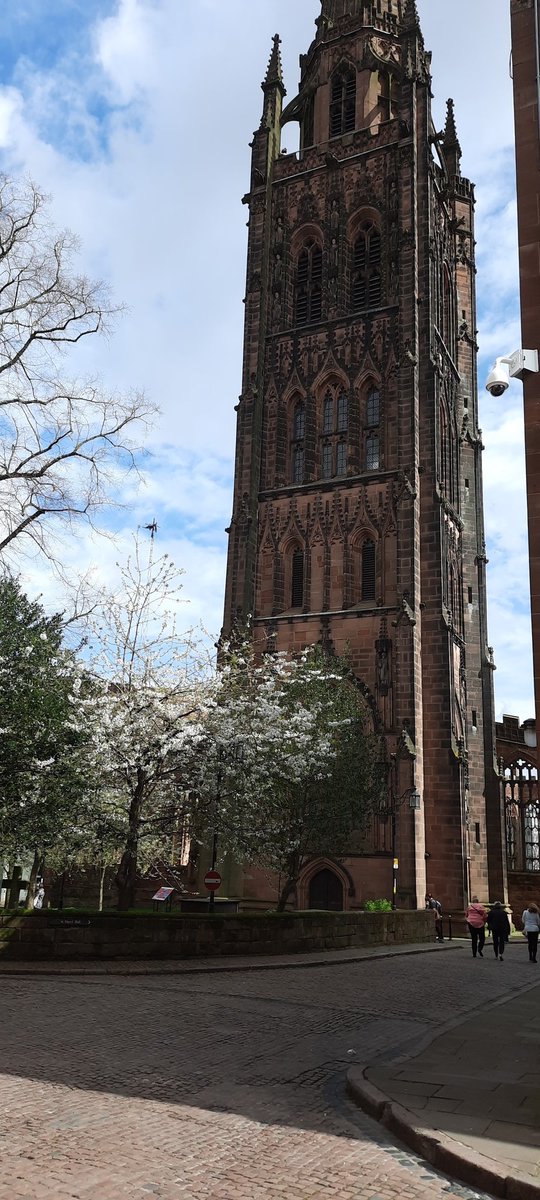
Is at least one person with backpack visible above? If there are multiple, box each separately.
[466,896,488,958]
[425,893,444,942]
[521,903,540,962]
[486,901,511,961]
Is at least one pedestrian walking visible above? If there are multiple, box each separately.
[521,903,540,962]
[486,901,511,961]
[466,896,488,958]
[425,893,444,942]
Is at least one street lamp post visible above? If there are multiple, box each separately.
[380,759,421,909]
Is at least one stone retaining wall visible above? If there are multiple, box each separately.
[0,909,433,961]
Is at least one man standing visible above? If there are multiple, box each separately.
[425,893,444,942]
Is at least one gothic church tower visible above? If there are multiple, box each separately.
[223,0,505,912]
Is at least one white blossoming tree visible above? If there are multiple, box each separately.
[76,537,214,910]
[186,641,386,911]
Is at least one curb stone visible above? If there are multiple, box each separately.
[346,1066,540,1200]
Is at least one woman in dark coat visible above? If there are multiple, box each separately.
[486,901,511,961]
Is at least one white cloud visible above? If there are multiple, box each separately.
[0,0,531,719]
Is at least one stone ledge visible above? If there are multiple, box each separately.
[0,909,433,961]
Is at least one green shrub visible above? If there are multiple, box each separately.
[363,898,392,912]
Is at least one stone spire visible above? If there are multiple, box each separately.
[262,34,286,97]
[401,0,422,32]
[442,98,462,175]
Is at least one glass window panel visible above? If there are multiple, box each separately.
[322,443,333,478]
[367,389,380,426]
[336,441,347,475]
[366,433,380,471]
[294,403,305,440]
[323,394,333,433]
[337,392,348,432]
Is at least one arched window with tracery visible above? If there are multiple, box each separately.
[352,220,382,310]
[504,760,540,872]
[295,239,323,326]
[330,64,356,138]
[291,549,305,609]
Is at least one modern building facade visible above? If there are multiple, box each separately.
[222,0,505,912]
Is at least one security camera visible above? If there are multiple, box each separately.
[485,348,539,396]
[485,358,509,397]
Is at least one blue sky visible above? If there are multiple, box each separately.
[0,0,531,721]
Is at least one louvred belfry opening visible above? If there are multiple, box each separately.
[330,66,356,138]
[295,241,323,326]
[353,223,382,311]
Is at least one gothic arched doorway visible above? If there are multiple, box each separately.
[308,868,344,911]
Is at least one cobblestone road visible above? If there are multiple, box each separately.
[0,946,535,1200]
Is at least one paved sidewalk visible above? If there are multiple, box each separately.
[348,945,540,1199]
[0,937,460,975]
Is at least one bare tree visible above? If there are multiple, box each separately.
[0,176,154,562]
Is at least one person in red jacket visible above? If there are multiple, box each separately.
[466,896,488,958]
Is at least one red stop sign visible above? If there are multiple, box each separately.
[204,870,222,892]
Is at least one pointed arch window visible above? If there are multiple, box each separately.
[330,65,356,138]
[319,383,350,479]
[361,540,376,601]
[352,221,382,311]
[291,549,304,608]
[295,240,323,326]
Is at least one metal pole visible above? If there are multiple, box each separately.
[391,806,397,910]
